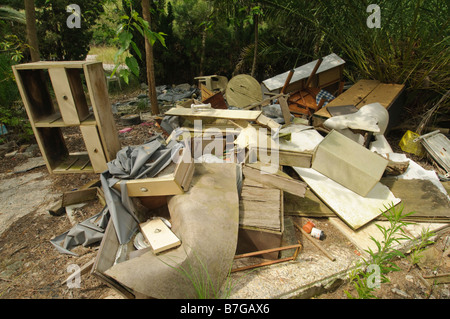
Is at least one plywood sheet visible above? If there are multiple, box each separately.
[293,167,401,230]
[380,178,450,222]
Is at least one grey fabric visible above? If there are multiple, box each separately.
[101,136,184,245]
[50,207,109,256]
[51,135,185,253]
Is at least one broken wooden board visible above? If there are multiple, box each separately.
[284,190,335,218]
[313,80,405,122]
[140,218,181,254]
[293,167,401,230]
[243,163,307,198]
[256,148,312,168]
[239,178,284,232]
[379,178,450,222]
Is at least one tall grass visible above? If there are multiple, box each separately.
[263,0,449,94]
[88,45,130,65]
[260,0,449,128]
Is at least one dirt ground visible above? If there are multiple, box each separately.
[0,94,449,299]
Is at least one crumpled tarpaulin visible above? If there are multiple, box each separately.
[101,134,183,247]
[50,207,109,256]
[51,134,184,255]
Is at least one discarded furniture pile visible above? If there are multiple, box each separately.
[11,56,450,299]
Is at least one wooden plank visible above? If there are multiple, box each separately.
[256,114,281,131]
[243,164,307,198]
[278,96,292,125]
[52,153,94,174]
[359,83,405,109]
[34,113,97,128]
[314,80,380,119]
[48,67,81,125]
[165,107,263,121]
[284,190,335,218]
[80,125,108,173]
[13,61,96,70]
[200,84,215,102]
[256,148,312,168]
[83,62,121,162]
[140,218,181,254]
[62,187,99,207]
[234,244,301,259]
[66,68,91,121]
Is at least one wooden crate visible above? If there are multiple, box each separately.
[12,61,121,174]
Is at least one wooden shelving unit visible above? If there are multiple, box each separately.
[12,61,121,174]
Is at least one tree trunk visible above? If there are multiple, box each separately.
[142,0,159,115]
[251,13,258,78]
[24,0,40,62]
[199,27,207,76]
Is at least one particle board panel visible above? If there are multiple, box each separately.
[294,167,401,230]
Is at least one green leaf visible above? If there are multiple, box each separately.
[118,30,133,50]
[125,56,139,77]
[132,22,144,37]
[119,68,130,85]
[130,41,142,60]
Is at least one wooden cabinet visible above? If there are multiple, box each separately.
[12,61,121,174]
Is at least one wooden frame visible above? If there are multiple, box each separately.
[12,61,121,174]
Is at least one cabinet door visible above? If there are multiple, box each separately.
[80,125,108,173]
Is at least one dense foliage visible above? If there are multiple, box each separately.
[0,0,448,140]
